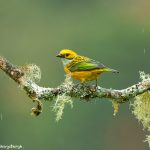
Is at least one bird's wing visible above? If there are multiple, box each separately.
[69,59,106,72]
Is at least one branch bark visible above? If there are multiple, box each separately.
[0,56,150,115]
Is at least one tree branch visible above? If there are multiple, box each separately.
[0,56,150,116]
[1,55,150,147]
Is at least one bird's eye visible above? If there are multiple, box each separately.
[66,53,70,57]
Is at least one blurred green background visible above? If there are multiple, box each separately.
[0,0,149,150]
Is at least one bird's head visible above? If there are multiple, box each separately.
[56,49,78,60]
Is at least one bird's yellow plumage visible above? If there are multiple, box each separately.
[56,49,119,84]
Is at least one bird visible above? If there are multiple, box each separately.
[56,49,119,86]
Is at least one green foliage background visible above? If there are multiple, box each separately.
[0,0,149,150]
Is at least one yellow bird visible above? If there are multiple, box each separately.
[56,49,119,85]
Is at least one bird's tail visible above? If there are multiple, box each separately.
[102,68,119,73]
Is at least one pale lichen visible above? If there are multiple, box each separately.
[131,72,150,146]
[132,91,150,130]
[52,94,73,121]
[140,71,150,81]
[52,75,74,121]
[20,64,41,83]
[112,100,120,116]
[61,74,74,89]
[145,135,150,147]
[132,72,150,130]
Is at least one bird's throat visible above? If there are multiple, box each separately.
[61,58,72,66]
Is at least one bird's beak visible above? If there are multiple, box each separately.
[56,54,64,58]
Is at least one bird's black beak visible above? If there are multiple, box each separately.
[56,54,64,58]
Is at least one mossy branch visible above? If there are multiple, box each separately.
[1,56,150,146]
[0,56,149,116]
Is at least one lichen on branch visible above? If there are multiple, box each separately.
[131,72,150,146]
[0,55,150,146]
[0,56,149,118]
